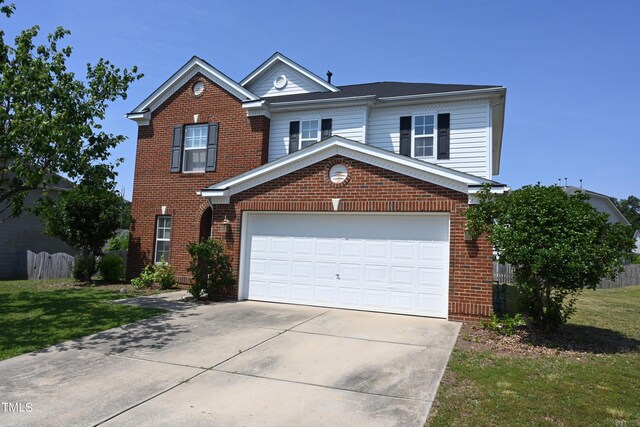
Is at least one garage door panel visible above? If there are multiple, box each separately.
[338,287,361,305]
[390,291,416,312]
[316,239,337,256]
[390,241,418,261]
[390,266,415,285]
[340,240,363,258]
[419,242,448,262]
[291,284,313,301]
[314,286,335,303]
[291,261,313,279]
[418,268,448,287]
[315,262,337,280]
[250,259,268,275]
[270,260,289,276]
[364,241,388,259]
[246,214,449,318]
[293,238,314,255]
[363,290,387,309]
[364,265,387,283]
[338,263,362,282]
[270,237,290,254]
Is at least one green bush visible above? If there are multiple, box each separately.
[154,259,177,289]
[106,233,129,251]
[73,252,95,281]
[98,254,125,283]
[186,238,234,300]
[482,313,526,336]
[131,265,155,289]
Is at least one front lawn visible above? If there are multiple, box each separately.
[428,286,640,427]
[0,279,167,360]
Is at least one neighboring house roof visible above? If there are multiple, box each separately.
[200,136,508,204]
[126,56,260,123]
[260,81,502,104]
[562,186,631,225]
[240,52,340,93]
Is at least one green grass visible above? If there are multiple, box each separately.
[428,286,640,427]
[0,279,166,360]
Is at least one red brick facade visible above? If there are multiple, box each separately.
[127,73,270,279]
[128,75,493,320]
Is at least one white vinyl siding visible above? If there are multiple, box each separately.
[245,62,329,98]
[366,101,491,179]
[268,106,367,161]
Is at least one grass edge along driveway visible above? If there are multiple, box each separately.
[0,279,166,360]
[427,285,640,427]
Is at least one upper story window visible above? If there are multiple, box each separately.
[288,118,332,154]
[399,113,449,160]
[413,115,435,158]
[300,120,319,148]
[171,123,218,174]
[155,216,171,263]
[183,125,208,172]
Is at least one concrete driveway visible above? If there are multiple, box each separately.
[0,292,460,427]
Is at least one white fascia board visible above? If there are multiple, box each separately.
[127,57,259,120]
[124,111,151,126]
[378,87,505,103]
[242,100,271,118]
[201,137,495,203]
[266,95,377,112]
[240,52,340,93]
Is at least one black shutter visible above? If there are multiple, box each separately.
[437,113,450,160]
[170,125,183,172]
[399,116,412,157]
[205,123,219,172]
[289,121,300,154]
[321,118,332,139]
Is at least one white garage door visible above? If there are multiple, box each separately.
[242,213,450,318]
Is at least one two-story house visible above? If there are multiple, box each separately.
[126,52,508,320]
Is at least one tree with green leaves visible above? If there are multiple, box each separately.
[467,184,634,331]
[39,182,124,280]
[611,195,640,232]
[0,1,142,222]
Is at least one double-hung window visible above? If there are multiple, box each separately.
[155,216,171,263]
[183,125,208,172]
[413,115,435,158]
[300,120,319,148]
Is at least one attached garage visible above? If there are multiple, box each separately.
[240,212,450,318]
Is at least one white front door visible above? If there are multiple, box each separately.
[242,213,450,318]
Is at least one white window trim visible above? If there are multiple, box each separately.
[154,216,171,263]
[412,114,436,159]
[299,119,320,149]
[183,124,208,173]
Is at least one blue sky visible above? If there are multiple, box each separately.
[4,0,639,200]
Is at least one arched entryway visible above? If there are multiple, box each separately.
[199,207,212,241]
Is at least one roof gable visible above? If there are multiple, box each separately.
[563,186,631,225]
[201,136,506,204]
[240,52,340,97]
[127,56,259,119]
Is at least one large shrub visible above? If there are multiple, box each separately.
[467,184,635,331]
[98,254,125,283]
[186,238,234,300]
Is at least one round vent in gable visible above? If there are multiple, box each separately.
[328,164,349,184]
[274,74,288,90]
[192,81,205,97]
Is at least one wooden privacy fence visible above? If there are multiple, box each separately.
[493,262,640,289]
[25,250,74,280]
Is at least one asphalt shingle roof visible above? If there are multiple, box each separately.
[261,81,501,103]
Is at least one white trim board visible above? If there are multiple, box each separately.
[201,136,507,203]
